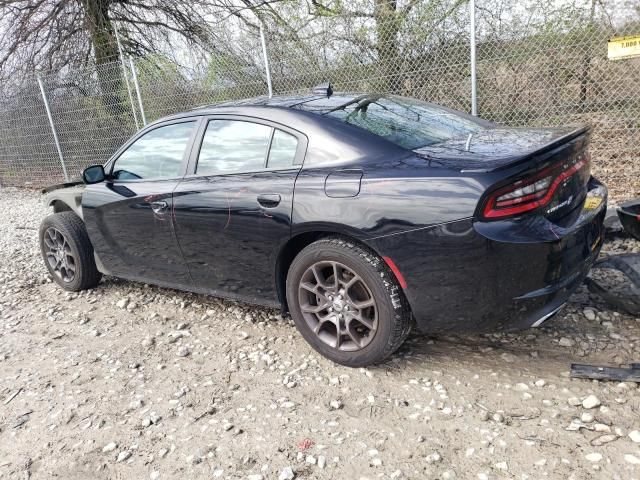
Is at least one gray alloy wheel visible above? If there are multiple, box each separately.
[298,260,378,352]
[286,237,413,367]
[43,227,77,283]
[39,212,102,292]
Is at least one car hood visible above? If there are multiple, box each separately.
[41,181,85,194]
[414,125,590,171]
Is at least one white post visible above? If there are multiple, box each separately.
[114,25,140,129]
[37,76,69,181]
[469,0,478,116]
[259,22,273,98]
[129,56,147,126]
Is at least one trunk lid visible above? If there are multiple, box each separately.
[415,125,593,222]
[414,125,589,172]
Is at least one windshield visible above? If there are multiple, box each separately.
[325,95,490,150]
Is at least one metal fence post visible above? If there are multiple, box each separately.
[469,0,478,116]
[259,22,273,98]
[115,25,140,130]
[37,75,69,181]
[129,56,147,126]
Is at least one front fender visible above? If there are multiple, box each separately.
[43,186,85,219]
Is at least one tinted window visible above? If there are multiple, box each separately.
[197,120,272,175]
[112,122,195,180]
[267,130,298,168]
[324,96,488,149]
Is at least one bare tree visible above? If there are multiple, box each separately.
[0,0,230,79]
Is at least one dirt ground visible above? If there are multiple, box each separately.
[1,187,639,480]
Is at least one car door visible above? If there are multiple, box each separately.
[172,116,306,305]
[82,118,200,288]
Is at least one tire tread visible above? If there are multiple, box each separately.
[39,212,101,291]
[287,236,413,366]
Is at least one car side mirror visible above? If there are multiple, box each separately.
[82,165,106,184]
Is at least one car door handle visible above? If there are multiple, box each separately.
[257,193,281,208]
[150,200,168,213]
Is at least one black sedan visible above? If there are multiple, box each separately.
[40,90,607,366]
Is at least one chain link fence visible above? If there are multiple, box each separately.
[0,1,638,203]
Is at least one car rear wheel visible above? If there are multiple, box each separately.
[39,212,102,291]
[286,237,412,367]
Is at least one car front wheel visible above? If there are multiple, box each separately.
[39,212,102,291]
[286,237,412,367]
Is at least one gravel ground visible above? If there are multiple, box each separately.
[1,187,640,480]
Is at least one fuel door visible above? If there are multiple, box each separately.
[324,169,363,198]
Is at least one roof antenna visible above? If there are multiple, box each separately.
[312,82,333,98]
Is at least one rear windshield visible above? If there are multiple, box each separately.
[324,95,490,150]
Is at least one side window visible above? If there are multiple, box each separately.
[267,130,298,168]
[197,120,272,175]
[112,121,195,180]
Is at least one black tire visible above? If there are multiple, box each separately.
[39,212,102,291]
[286,237,412,367]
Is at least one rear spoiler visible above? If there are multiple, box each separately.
[462,125,591,173]
[488,125,591,173]
[41,181,84,194]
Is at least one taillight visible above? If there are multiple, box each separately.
[481,153,590,220]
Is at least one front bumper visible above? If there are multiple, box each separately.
[370,178,607,333]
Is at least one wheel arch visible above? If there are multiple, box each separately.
[45,188,85,219]
[275,228,390,312]
[50,199,73,213]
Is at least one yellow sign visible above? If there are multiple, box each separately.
[608,35,640,61]
[584,196,603,211]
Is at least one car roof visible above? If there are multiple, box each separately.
[196,92,362,112]
[153,92,373,124]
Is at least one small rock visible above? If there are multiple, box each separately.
[177,346,191,357]
[494,462,508,471]
[514,383,529,392]
[116,450,132,463]
[329,400,343,410]
[534,379,546,387]
[150,472,160,480]
[306,455,316,465]
[583,308,596,321]
[594,423,611,432]
[624,454,640,465]
[371,457,383,467]
[567,397,582,406]
[582,395,601,409]
[585,453,602,462]
[116,298,129,309]
[581,412,594,423]
[317,456,326,469]
[278,467,295,480]
[591,434,618,446]
[102,442,117,453]
[425,452,442,464]
[559,337,575,347]
[247,475,264,480]
[628,430,640,443]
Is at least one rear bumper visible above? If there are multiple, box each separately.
[370,178,607,333]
